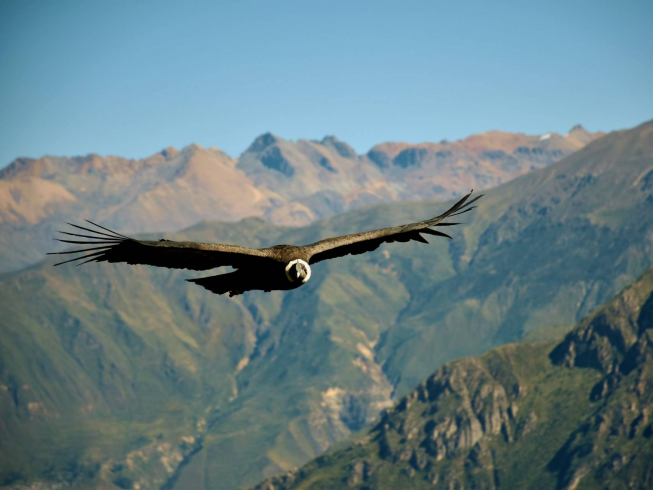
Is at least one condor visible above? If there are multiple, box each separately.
[49,191,481,296]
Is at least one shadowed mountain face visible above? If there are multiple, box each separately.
[0,126,602,273]
[0,121,649,489]
[252,266,653,490]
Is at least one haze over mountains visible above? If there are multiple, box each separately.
[0,120,650,489]
[0,125,601,273]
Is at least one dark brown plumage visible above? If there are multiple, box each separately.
[49,190,481,296]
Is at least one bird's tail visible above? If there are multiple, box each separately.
[187,271,247,297]
[188,268,280,297]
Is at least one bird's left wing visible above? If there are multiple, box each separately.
[304,190,481,264]
[48,221,275,271]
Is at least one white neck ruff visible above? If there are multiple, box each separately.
[285,259,311,283]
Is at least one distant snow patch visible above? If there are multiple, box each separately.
[539,133,551,141]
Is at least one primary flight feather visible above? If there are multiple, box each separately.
[49,190,481,296]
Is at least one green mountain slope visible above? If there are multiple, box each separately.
[253,266,653,490]
[0,121,651,489]
[375,118,653,395]
[0,218,290,488]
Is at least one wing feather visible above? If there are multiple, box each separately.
[84,220,132,238]
[421,228,452,239]
[49,222,274,271]
[49,245,115,255]
[66,222,126,239]
[53,250,112,267]
[59,231,123,240]
[305,190,481,263]
[451,206,478,216]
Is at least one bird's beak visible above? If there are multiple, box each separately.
[295,270,301,279]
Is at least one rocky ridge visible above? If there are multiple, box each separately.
[0,126,602,272]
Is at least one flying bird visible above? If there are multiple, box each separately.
[49,191,481,296]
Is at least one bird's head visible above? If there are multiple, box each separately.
[285,259,311,284]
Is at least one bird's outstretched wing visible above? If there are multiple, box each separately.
[304,190,481,264]
[48,221,274,271]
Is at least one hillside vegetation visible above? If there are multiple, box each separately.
[254,265,653,490]
[0,122,651,489]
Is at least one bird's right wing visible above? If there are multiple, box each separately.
[48,221,275,271]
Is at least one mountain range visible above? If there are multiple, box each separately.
[253,262,653,490]
[0,121,650,489]
[0,125,601,273]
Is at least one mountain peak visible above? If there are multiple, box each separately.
[0,157,38,180]
[160,146,179,159]
[566,124,601,145]
[181,143,204,153]
[320,135,357,159]
[246,132,281,153]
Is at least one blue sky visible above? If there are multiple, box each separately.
[1,0,652,167]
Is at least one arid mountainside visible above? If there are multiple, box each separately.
[0,121,650,489]
[0,126,601,272]
[253,265,653,490]
[364,124,598,202]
